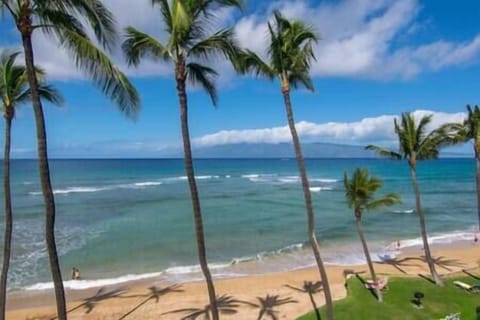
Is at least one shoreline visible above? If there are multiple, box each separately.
[6,240,480,319]
[11,228,476,293]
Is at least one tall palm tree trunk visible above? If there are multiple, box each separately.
[282,88,334,320]
[176,59,219,320]
[475,149,480,231]
[355,217,382,302]
[409,164,443,285]
[20,24,67,318]
[0,112,13,320]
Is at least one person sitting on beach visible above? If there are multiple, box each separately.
[72,267,81,280]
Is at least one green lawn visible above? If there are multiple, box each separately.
[297,276,480,320]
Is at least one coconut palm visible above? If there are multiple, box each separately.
[0,50,63,320]
[0,1,140,318]
[233,10,334,319]
[122,1,242,319]
[366,112,447,285]
[343,168,400,302]
[440,105,480,230]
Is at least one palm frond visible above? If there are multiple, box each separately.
[288,71,314,91]
[36,84,64,106]
[365,145,402,160]
[187,62,218,106]
[171,0,191,43]
[344,168,401,214]
[188,28,239,60]
[234,49,275,79]
[0,1,18,20]
[34,8,87,39]
[0,49,62,113]
[415,113,433,149]
[60,28,140,118]
[196,0,243,16]
[366,193,401,211]
[122,27,171,66]
[438,123,469,144]
[51,0,117,50]
[152,0,172,33]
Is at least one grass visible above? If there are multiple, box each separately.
[297,275,480,320]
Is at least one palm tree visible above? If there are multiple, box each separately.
[440,105,480,230]
[233,10,334,319]
[343,168,400,302]
[366,112,447,285]
[0,50,63,320]
[0,1,140,318]
[122,1,242,319]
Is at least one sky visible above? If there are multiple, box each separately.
[0,0,479,158]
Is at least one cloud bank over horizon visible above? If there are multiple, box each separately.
[9,109,469,158]
[193,110,466,148]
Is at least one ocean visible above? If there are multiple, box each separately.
[1,158,477,292]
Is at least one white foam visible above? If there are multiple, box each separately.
[25,272,163,291]
[393,209,415,214]
[388,230,475,250]
[134,181,163,187]
[310,178,338,183]
[162,175,219,182]
[242,174,260,179]
[277,176,299,184]
[196,175,220,180]
[165,263,230,275]
[309,187,333,192]
[29,180,164,196]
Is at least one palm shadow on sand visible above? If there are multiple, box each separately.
[242,294,298,320]
[163,294,241,319]
[416,255,465,272]
[118,284,183,319]
[376,256,420,274]
[285,281,323,320]
[463,269,480,280]
[46,287,129,319]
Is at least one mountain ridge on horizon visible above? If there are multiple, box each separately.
[8,141,471,159]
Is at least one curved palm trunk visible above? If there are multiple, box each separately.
[475,148,480,231]
[355,216,382,302]
[176,59,219,320]
[409,164,443,285]
[20,29,67,318]
[0,113,13,320]
[282,88,334,320]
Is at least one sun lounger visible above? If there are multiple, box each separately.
[453,281,480,293]
[365,277,389,290]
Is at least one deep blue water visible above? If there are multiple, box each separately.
[1,158,477,290]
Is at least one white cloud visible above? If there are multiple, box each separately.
[4,0,480,81]
[193,110,467,147]
[235,0,480,79]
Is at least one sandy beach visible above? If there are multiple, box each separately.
[6,242,480,320]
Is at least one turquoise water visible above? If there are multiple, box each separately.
[1,158,477,291]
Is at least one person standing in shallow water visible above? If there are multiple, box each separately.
[71,268,80,280]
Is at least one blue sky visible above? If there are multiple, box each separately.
[1,0,479,158]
